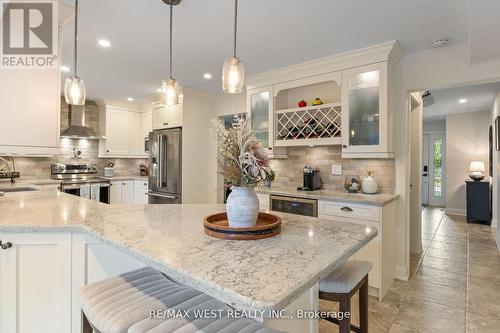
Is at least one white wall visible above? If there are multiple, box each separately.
[395,41,500,278]
[445,112,490,215]
[491,91,500,242]
[182,88,216,204]
[423,119,446,132]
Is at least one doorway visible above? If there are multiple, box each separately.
[422,132,445,207]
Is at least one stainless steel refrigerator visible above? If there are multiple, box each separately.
[147,128,182,204]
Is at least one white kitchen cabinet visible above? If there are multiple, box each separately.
[318,199,397,300]
[110,180,134,204]
[99,106,148,158]
[134,180,149,204]
[152,102,183,130]
[0,68,60,156]
[141,110,153,138]
[122,180,134,204]
[0,233,72,333]
[109,181,123,204]
[247,86,287,158]
[341,62,394,158]
[104,109,130,156]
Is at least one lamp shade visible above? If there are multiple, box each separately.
[469,161,485,173]
[64,76,86,105]
[222,57,244,94]
[161,78,181,106]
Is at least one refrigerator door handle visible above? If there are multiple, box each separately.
[157,134,162,188]
[146,191,177,199]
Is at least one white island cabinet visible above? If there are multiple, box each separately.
[109,180,134,204]
[0,233,72,333]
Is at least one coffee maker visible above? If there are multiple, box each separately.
[298,165,323,191]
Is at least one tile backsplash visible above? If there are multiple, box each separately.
[269,146,395,193]
[11,138,147,179]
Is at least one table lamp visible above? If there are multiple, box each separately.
[469,161,485,181]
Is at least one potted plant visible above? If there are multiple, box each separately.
[217,115,275,228]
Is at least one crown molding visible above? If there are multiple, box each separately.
[247,40,404,89]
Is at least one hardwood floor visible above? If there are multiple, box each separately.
[319,207,500,333]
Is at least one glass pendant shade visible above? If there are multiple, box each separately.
[161,78,181,106]
[222,57,244,94]
[64,76,86,105]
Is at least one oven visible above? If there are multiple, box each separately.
[270,195,318,217]
[60,181,110,204]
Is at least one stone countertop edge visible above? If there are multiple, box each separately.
[255,187,399,206]
[99,176,148,181]
[0,221,377,312]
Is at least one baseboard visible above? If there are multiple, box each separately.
[492,218,498,228]
[445,208,466,216]
[395,264,409,281]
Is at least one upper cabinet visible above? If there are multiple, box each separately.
[246,41,401,159]
[0,68,60,156]
[152,102,183,130]
[247,86,287,158]
[98,104,149,158]
[341,62,393,158]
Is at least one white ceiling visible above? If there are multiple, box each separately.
[60,0,471,101]
[423,82,500,121]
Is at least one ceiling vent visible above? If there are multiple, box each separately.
[432,39,449,48]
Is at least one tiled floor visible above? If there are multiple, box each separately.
[319,207,500,333]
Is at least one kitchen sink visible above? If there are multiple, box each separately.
[0,187,38,193]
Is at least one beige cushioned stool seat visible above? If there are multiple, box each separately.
[80,266,283,333]
[319,260,372,293]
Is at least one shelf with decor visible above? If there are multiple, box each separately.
[274,102,342,147]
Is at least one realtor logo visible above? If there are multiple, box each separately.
[1,0,58,68]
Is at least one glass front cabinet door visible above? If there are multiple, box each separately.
[247,85,287,158]
[341,62,393,158]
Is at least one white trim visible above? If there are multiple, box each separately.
[445,208,466,216]
[395,264,409,281]
[491,218,497,228]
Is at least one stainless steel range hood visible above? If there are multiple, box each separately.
[61,104,105,140]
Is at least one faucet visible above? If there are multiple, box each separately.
[0,156,17,183]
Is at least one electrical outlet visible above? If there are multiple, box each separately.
[331,164,342,175]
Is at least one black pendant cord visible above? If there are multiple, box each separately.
[74,0,79,77]
[233,0,238,58]
[169,4,173,79]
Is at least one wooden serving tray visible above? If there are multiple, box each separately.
[203,212,282,240]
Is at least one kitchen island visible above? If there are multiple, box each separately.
[0,190,376,333]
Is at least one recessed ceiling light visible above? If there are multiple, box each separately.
[459,98,467,103]
[127,97,134,102]
[156,88,162,93]
[432,39,449,48]
[203,73,212,80]
[98,39,111,48]
[60,66,71,72]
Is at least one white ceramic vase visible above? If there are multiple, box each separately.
[226,187,259,228]
[362,175,379,194]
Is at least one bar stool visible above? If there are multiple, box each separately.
[319,260,372,333]
[80,266,283,333]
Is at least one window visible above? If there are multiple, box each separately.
[433,138,443,197]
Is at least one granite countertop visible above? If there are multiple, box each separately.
[256,186,398,206]
[0,190,376,312]
[100,175,149,181]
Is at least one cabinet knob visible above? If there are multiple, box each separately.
[143,183,147,186]
[0,241,13,250]
[342,145,347,149]
[106,150,109,152]
[163,122,168,126]
[122,182,126,185]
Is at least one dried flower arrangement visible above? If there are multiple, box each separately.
[216,115,275,188]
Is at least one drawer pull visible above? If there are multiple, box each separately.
[340,206,353,212]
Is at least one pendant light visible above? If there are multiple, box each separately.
[161,0,182,106]
[222,0,244,94]
[64,0,86,105]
